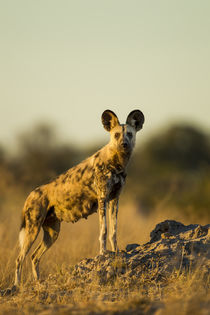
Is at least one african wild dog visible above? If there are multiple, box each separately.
[14,109,144,287]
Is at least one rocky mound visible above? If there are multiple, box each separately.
[72,220,210,285]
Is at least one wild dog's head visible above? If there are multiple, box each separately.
[101,109,145,153]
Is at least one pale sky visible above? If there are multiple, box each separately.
[1,0,210,148]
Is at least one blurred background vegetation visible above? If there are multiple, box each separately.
[0,122,209,222]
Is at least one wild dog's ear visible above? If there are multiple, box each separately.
[126,110,145,131]
[101,110,120,131]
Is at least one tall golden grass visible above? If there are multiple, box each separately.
[0,190,209,314]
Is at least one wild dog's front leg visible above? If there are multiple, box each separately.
[109,198,119,252]
[98,198,107,254]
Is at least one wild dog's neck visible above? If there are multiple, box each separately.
[106,144,132,171]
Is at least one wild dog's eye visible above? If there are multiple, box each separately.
[127,132,133,139]
[114,132,120,140]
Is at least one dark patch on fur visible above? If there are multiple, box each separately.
[44,206,59,225]
[35,213,42,221]
[107,159,111,165]
[31,200,37,206]
[121,171,127,179]
[47,206,55,217]
[114,132,120,140]
[20,216,26,230]
[60,173,71,184]
[31,252,36,261]
[81,165,88,176]
[116,164,123,171]
[109,181,123,200]
[34,188,42,195]
[85,178,95,193]
[96,162,105,172]
[113,154,119,166]
[74,166,88,182]
[75,174,80,181]
[107,154,123,172]
[92,201,98,209]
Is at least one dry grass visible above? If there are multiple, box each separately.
[0,193,209,314]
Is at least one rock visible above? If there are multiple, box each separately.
[150,220,186,242]
[70,220,210,285]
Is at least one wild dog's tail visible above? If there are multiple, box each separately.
[19,215,26,249]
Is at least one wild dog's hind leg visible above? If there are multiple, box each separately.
[31,215,60,281]
[14,188,49,287]
[108,198,119,252]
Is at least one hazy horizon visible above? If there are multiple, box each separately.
[1,0,210,148]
